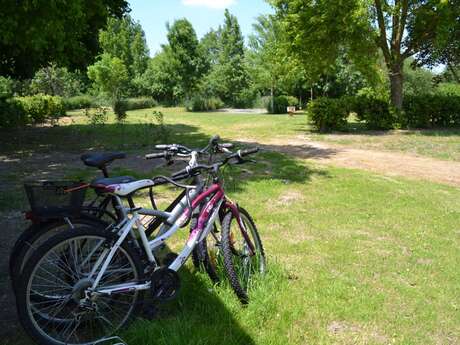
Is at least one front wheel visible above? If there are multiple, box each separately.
[221,206,266,304]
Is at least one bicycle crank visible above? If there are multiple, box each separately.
[150,268,180,302]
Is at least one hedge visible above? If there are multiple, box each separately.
[186,96,224,112]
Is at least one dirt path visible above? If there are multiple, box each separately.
[238,135,460,187]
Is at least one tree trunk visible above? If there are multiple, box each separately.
[389,65,404,110]
[270,85,274,112]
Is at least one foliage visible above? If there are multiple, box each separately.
[152,110,170,142]
[403,59,435,96]
[207,10,250,106]
[99,15,149,95]
[0,0,129,78]
[141,50,182,105]
[436,83,460,97]
[0,97,27,128]
[307,97,349,132]
[30,63,83,97]
[267,95,289,114]
[271,0,460,110]
[15,94,65,124]
[166,19,206,98]
[352,89,394,130]
[63,95,97,110]
[0,76,14,99]
[401,94,460,128]
[113,99,128,122]
[123,97,158,110]
[84,107,108,126]
[87,53,129,105]
[186,96,224,112]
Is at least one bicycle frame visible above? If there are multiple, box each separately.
[88,182,255,297]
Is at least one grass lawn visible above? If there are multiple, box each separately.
[2,107,460,162]
[1,108,459,344]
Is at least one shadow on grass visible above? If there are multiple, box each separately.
[123,267,256,345]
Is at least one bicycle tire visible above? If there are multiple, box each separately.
[16,226,144,345]
[221,206,266,304]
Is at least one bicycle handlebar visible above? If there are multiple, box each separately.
[171,148,259,179]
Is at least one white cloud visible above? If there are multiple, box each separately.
[182,0,236,9]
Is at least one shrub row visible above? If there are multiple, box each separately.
[308,93,460,132]
[186,96,224,112]
[0,94,65,128]
[266,95,299,114]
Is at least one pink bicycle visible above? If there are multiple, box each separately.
[16,140,266,345]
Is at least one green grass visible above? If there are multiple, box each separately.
[1,108,460,344]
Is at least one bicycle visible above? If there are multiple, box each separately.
[16,143,265,345]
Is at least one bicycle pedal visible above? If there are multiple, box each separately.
[150,267,180,302]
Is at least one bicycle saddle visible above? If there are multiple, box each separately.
[81,152,126,169]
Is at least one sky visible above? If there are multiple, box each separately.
[129,0,274,56]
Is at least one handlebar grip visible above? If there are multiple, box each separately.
[145,152,167,160]
[240,147,259,156]
[220,143,233,149]
[172,167,189,179]
[155,144,169,150]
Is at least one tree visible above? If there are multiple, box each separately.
[0,0,129,78]
[141,49,182,104]
[248,15,288,110]
[99,16,149,81]
[166,19,205,98]
[208,10,250,106]
[30,63,83,97]
[271,0,459,109]
[87,53,128,105]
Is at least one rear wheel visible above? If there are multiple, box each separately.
[221,207,266,304]
[17,226,143,345]
[9,217,108,290]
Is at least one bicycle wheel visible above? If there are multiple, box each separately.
[16,226,143,345]
[9,216,108,290]
[221,207,266,304]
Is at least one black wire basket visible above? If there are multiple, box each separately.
[24,180,88,218]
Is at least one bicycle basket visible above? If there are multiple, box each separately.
[24,180,88,218]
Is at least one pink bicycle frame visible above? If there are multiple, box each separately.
[186,183,255,255]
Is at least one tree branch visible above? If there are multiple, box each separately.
[374,0,391,65]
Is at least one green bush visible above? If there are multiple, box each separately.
[352,90,394,130]
[113,99,128,122]
[402,94,460,128]
[307,97,348,132]
[0,76,14,99]
[436,83,460,97]
[63,95,95,110]
[286,96,299,107]
[0,98,28,128]
[15,94,65,124]
[85,107,109,126]
[267,95,289,114]
[123,97,158,110]
[186,96,224,112]
[234,88,257,108]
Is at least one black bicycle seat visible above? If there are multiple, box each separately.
[81,152,126,169]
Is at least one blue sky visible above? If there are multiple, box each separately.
[129,0,273,55]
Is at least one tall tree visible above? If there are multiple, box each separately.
[87,53,128,105]
[0,0,129,78]
[166,19,205,98]
[271,0,459,109]
[207,10,250,106]
[99,16,149,79]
